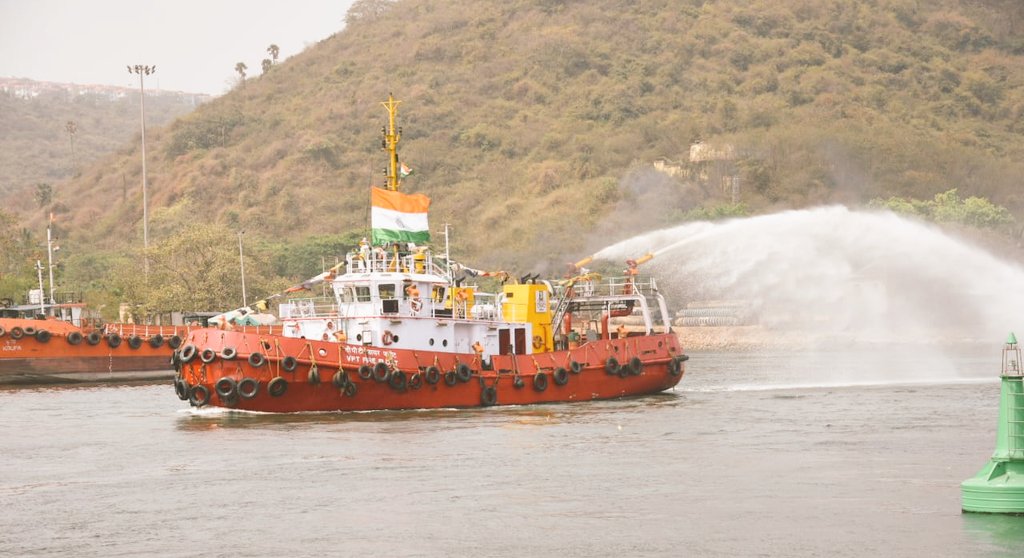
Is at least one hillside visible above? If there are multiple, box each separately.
[6,0,1024,312]
[0,80,208,215]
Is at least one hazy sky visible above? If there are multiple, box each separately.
[0,0,355,95]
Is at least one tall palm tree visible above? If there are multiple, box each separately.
[267,44,280,63]
[261,59,272,74]
[235,62,248,84]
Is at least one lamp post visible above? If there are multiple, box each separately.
[127,64,155,271]
[238,231,248,307]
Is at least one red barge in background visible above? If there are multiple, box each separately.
[0,308,185,384]
[172,95,687,412]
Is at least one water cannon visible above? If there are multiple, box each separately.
[625,252,654,275]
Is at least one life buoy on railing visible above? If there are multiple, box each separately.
[532,335,544,350]
[382,331,394,345]
[410,299,423,313]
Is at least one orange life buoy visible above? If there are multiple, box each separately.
[382,330,394,345]
[410,299,423,313]
[532,335,543,349]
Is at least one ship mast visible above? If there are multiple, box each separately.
[381,94,402,191]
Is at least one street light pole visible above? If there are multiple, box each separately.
[238,231,248,307]
[127,64,155,272]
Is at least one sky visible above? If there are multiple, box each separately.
[0,0,356,95]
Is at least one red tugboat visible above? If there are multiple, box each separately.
[172,95,687,412]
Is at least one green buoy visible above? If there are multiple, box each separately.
[961,332,1024,514]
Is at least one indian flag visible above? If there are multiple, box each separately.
[371,186,431,244]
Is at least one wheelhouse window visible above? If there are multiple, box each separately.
[355,286,371,302]
[378,284,396,300]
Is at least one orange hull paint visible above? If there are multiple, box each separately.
[0,318,185,384]
[174,329,686,412]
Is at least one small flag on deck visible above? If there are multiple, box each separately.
[371,186,430,245]
[399,163,414,178]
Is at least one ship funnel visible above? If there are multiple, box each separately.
[961,332,1024,513]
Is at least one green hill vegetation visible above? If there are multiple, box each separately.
[4,0,1024,318]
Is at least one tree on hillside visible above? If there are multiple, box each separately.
[261,59,273,74]
[267,44,279,63]
[234,62,248,84]
[34,183,53,208]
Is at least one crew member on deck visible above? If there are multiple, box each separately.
[617,323,628,340]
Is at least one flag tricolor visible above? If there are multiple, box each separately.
[371,187,431,245]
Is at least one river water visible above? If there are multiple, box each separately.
[2,345,1021,557]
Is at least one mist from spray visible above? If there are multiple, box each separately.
[593,206,1024,384]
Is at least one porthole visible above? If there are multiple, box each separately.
[356,333,363,342]
[442,339,448,347]
[392,335,400,343]
[318,348,327,357]
[429,338,435,346]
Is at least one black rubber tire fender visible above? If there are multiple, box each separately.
[533,372,549,392]
[221,346,237,360]
[189,385,211,407]
[372,361,390,382]
[86,331,102,345]
[35,329,52,343]
[456,363,472,383]
[179,344,198,363]
[168,335,183,350]
[569,360,583,374]
[127,335,143,349]
[425,366,441,385]
[200,348,216,364]
[268,377,288,397]
[10,327,24,340]
[149,334,164,349]
[605,357,620,375]
[66,331,83,345]
[358,365,373,380]
[107,333,122,348]
[388,370,407,391]
[248,352,267,368]
[215,377,238,399]
[552,367,569,386]
[480,386,498,406]
[281,355,298,372]
[238,377,260,399]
